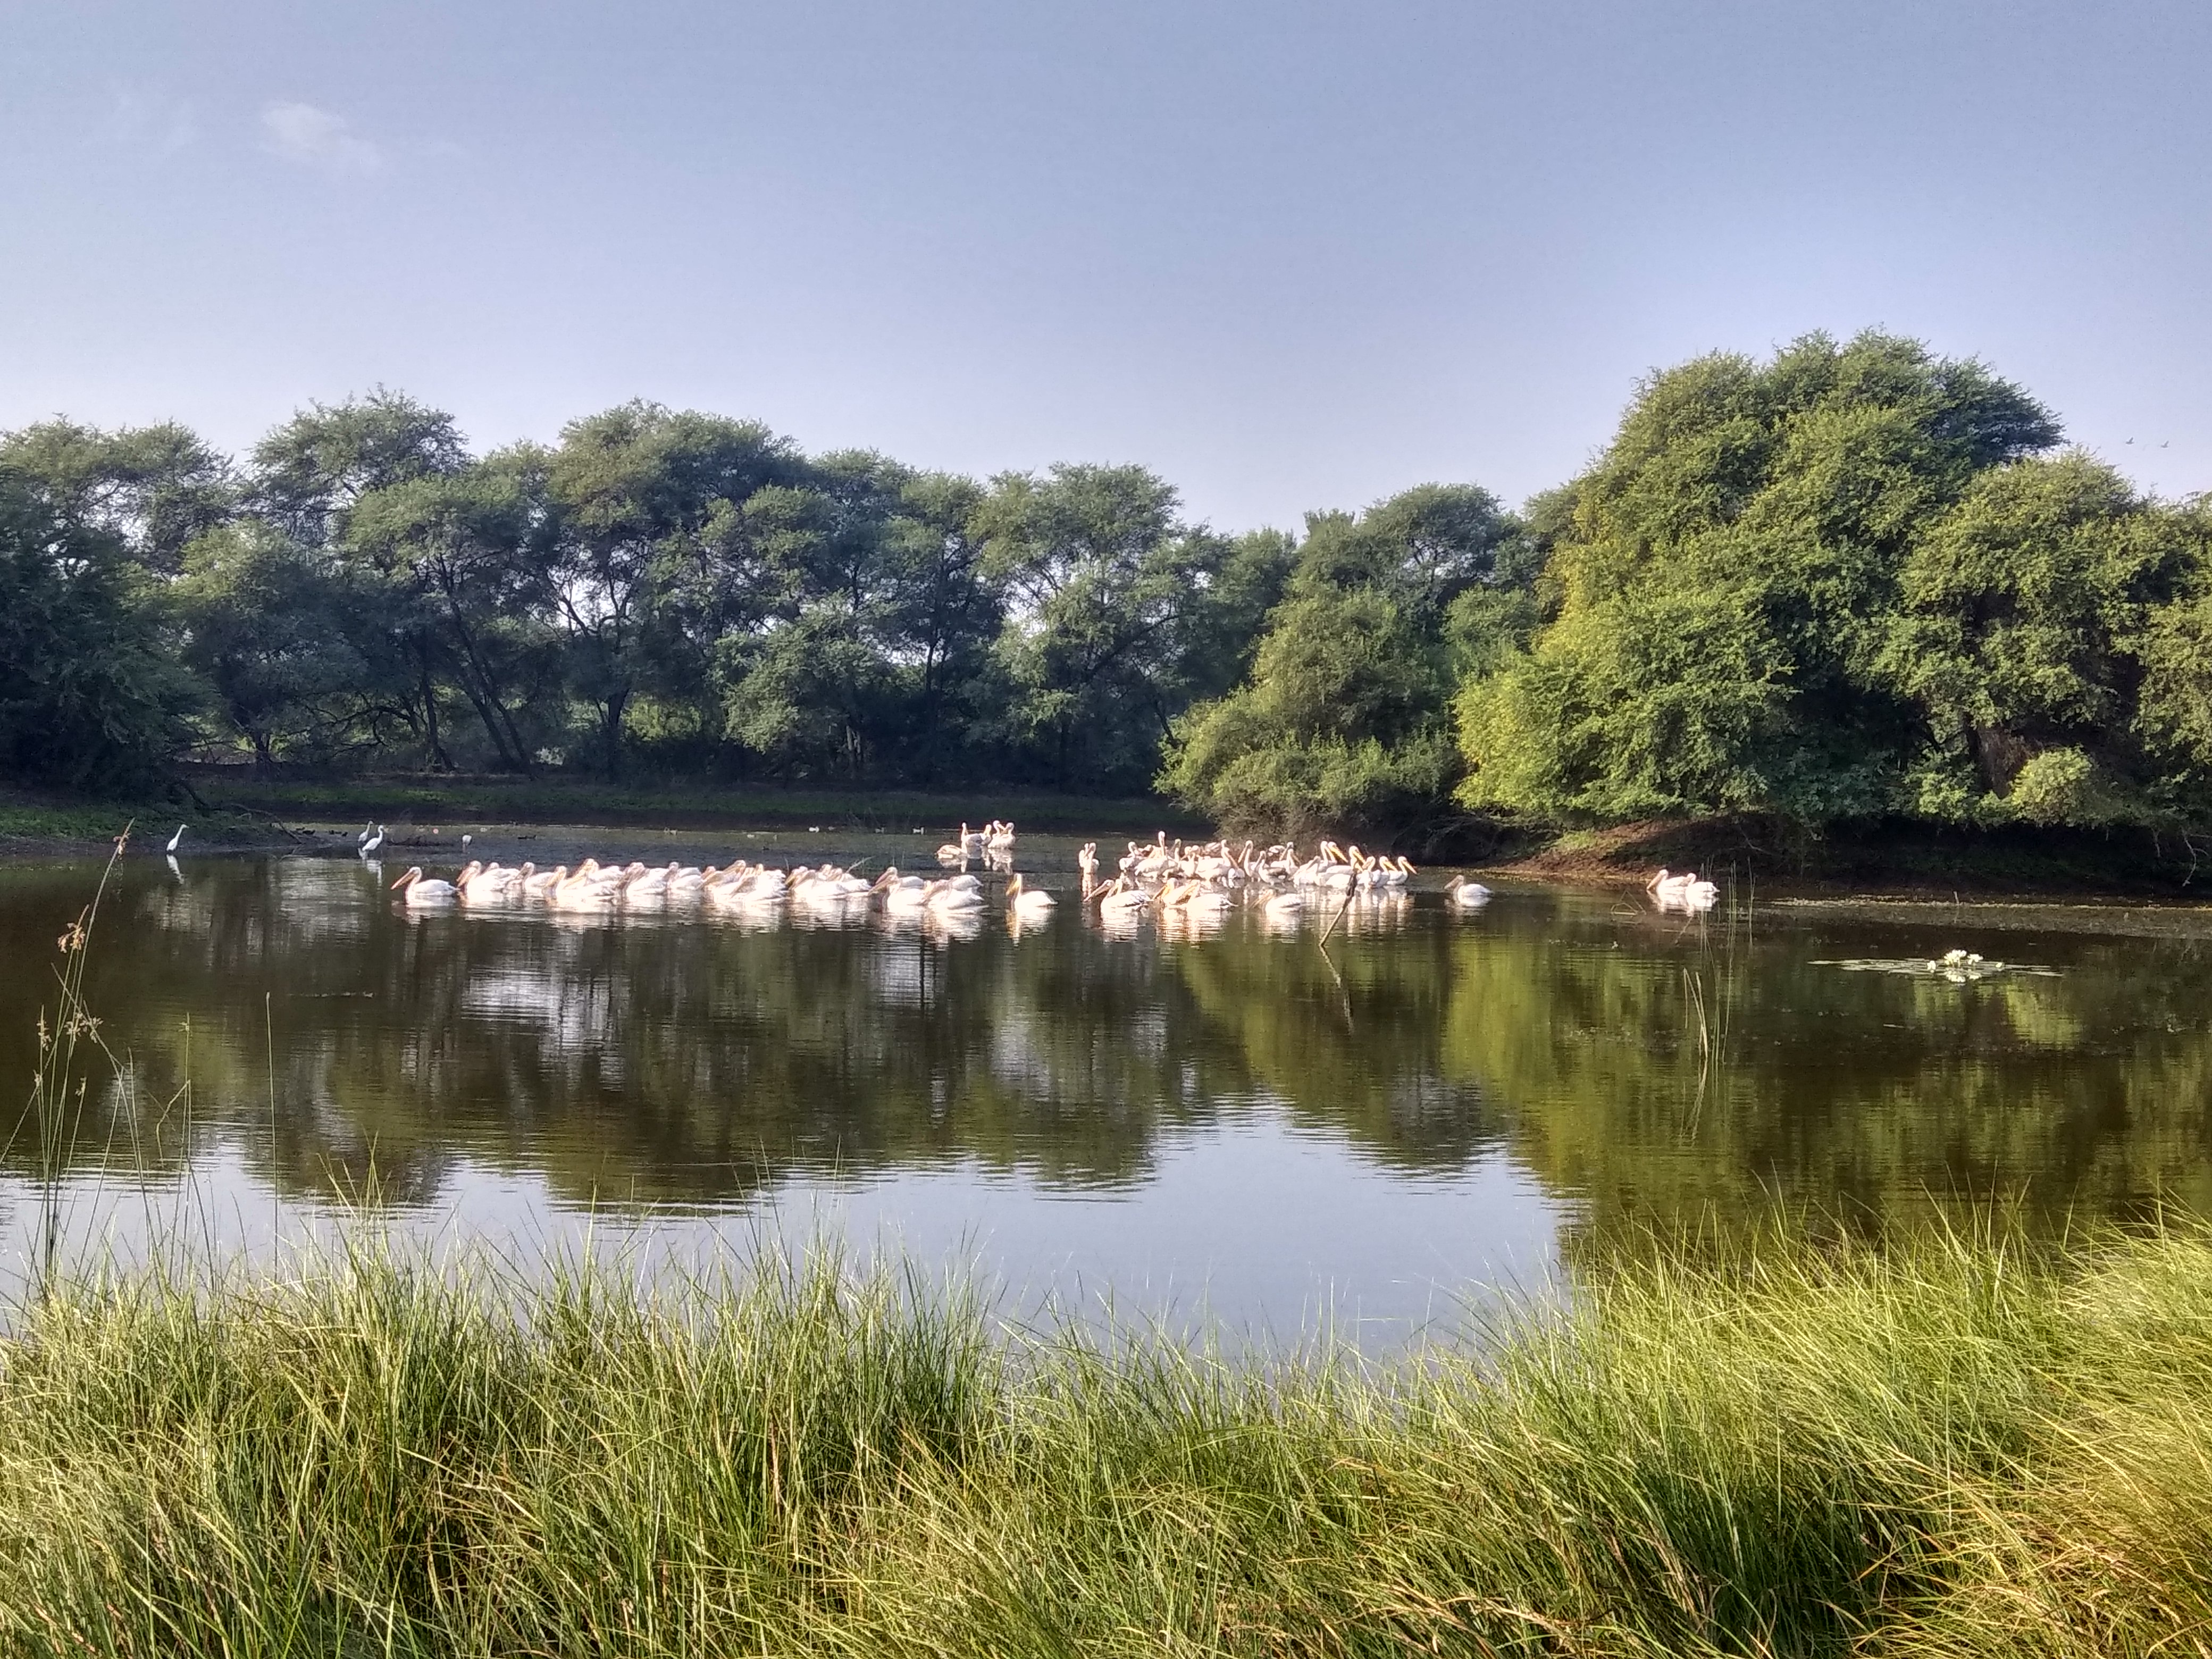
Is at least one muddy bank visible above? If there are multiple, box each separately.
[1488,815,2210,901]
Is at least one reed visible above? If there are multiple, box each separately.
[1,1223,2209,1656]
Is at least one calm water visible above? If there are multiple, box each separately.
[5,832,2212,1336]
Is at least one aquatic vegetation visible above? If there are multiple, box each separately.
[2,1226,2211,1655]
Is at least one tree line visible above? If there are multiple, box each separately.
[5,330,2208,839]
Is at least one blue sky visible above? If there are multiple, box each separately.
[4,0,2206,530]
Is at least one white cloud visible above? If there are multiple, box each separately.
[261,102,384,176]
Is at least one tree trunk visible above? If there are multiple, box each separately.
[602,688,628,781]
[420,664,450,772]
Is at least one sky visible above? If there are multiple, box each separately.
[3,0,2207,532]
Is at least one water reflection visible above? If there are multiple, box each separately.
[3,849,2211,1276]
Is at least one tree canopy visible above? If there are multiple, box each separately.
[1455,331,2212,833]
[6,334,2207,847]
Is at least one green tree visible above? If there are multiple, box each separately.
[250,389,468,545]
[345,454,558,774]
[874,472,1003,784]
[171,523,372,770]
[0,470,194,791]
[0,418,234,574]
[976,464,1228,791]
[1882,452,2191,825]
[1459,332,2060,824]
[1164,485,1519,836]
[248,391,476,765]
[547,404,803,776]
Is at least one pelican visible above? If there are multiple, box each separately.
[1447,876,1493,908]
[925,877,983,914]
[986,821,1016,856]
[390,867,458,906]
[1096,877,1148,918]
[550,867,616,911]
[1006,873,1056,918]
[1182,882,1232,917]
[460,861,522,903]
[165,824,187,854]
[937,825,973,865]
[1263,889,1304,918]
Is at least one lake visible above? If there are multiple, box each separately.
[6,830,2212,1340]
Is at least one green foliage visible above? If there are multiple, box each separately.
[171,523,373,769]
[1164,485,1519,836]
[0,417,234,574]
[0,471,194,792]
[1459,331,2079,825]
[2136,512,2212,818]
[5,335,2206,833]
[976,463,1225,791]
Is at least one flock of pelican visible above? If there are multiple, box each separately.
[374,828,1528,939]
[1068,835,1492,926]
[388,857,1004,920]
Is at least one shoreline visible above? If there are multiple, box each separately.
[10,781,2212,904]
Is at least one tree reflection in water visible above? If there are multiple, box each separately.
[3,853,2210,1260]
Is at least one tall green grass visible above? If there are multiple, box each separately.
[2,1226,2210,1656]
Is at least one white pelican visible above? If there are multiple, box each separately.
[986,821,1016,855]
[1006,874,1055,918]
[1096,877,1148,918]
[550,869,616,911]
[165,824,187,854]
[460,861,523,903]
[390,867,458,906]
[1447,876,1493,908]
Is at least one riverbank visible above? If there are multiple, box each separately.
[0,784,303,857]
[1496,813,2212,899]
[2,1227,2207,1655]
[0,774,1203,859]
[197,771,1203,840]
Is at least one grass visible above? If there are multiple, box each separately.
[0,789,296,852]
[0,1225,2209,1655]
[192,771,1206,837]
